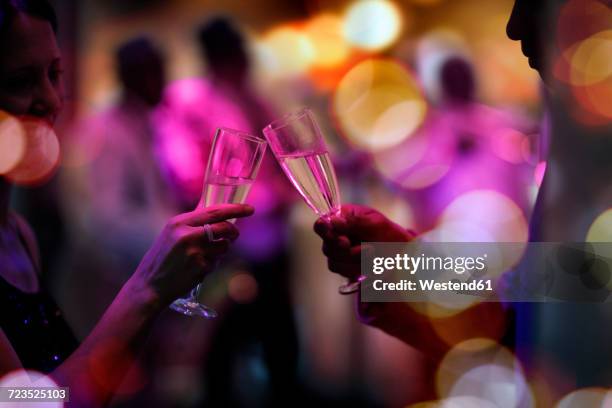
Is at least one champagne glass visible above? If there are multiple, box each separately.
[263,108,361,294]
[170,128,267,318]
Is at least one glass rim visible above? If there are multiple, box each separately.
[217,127,267,145]
[263,108,312,133]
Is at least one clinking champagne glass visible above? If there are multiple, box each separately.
[170,128,267,318]
[263,108,362,294]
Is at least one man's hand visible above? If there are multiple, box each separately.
[314,204,415,280]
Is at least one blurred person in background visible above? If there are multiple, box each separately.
[316,0,612,400]
[155,16,300,406]
[0,0,254,406]
[379,54,535,231]
[59,37,176,333]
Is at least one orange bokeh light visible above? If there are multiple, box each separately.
[305,14,351,69]
[0,111,26,175]
[4,118,61,186]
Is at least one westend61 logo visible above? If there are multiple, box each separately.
[361,242,612,303]
[372,253,488,275]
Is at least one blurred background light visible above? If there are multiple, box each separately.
[534,161,547,188]
[567,30,612,87]
[228,272,259,304]
[491,128,528,165]
[401,164,451,190]
[555,0,612,54]
[0,112,26,174]
[447,363,533,408]
[555,388,612,408]
[333,58,427,151]
[342,0,403,51]
[561,29,612,124]
[257,26,316,77]
[304,14,351,69]
[436,338,519,399]
[431,190,529,243]
[373,131,429,183]
[553,0,612,125]
[586,209,612,242]
[5,119,61,186]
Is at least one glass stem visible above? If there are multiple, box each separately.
[192,283,204,302]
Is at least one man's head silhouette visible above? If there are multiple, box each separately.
[506,0,552,77]
[506,0,611,81]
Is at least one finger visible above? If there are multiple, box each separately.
[330,216,349,233]
[314,218,332,238]
[182,222,240,244]
[186,238,232,259]
[202,239,231,257]
[176,204,254,227]
[314,217,351,247]
[322,241,362,261]
[185,247,207,270]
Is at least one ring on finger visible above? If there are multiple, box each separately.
[203,224,215,242]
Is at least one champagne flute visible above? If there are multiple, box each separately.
[170,127,267,318]
[263,108,362,294]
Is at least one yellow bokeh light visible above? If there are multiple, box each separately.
[333,58,427,151]
[419,190,528,311]
[257,26,315,77]
[586,209,612,242]
[554,23,612,123]
[434,190,528,244]
[556,388,612,408]
[568,30,612,86]
[448,363,533,408]
[342,0,403,51]
[0,111,26,174]
[304,14,351,69]
[436,338,518,399]
[373,130,429,183]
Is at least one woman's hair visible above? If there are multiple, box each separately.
[0,0,57,33]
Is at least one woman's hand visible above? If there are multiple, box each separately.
[314,204,415,281]
[127,204,254,308]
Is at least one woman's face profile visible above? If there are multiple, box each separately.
[0,12,63,125]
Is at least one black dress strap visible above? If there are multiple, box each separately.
[0,215,79,373]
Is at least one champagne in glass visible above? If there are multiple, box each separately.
[264,108,360,294]
[202,174,254,208]
[277,151,340,216]
[171,128,267,318]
